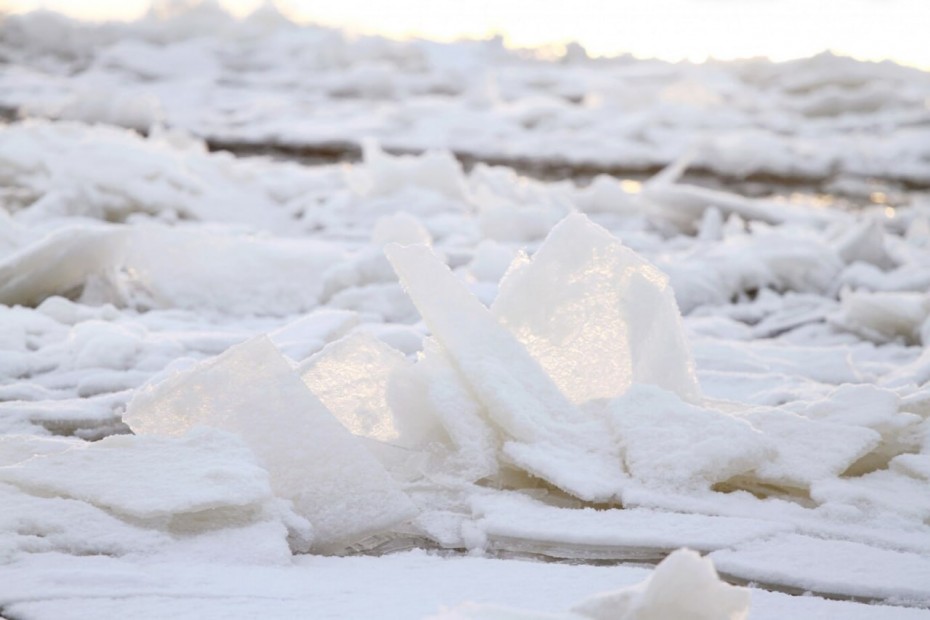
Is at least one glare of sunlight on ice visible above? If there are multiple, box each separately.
[871,192,888,205]
[620,179,642,194]
[300,333,408,444]
[884,207,896,218]
[777,192,835,209]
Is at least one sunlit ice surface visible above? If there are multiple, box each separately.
[3,0,929,69]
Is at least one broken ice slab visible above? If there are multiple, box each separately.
[609,386,770,491]
[125,336,417,552]
[834,289,930,345]
[270,309,359,364]
[299,332,421,447]
[640,178,837,233]
[0,430,273,522]
[389,340,500,483]
[298,331,450,480]
[385,242,624,502]
[492,214,700,405]
[738,408,880,490]
[0,481,170,560]
[471,492,793,562]
[710,533,930,606]
[0,430,303,564]
[0,226,127,307]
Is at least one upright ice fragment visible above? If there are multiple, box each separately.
[492,214,700,404]
[385,243,624,502]
[299,331,442,449]
[124,336,416,552]
[573,548,750,620]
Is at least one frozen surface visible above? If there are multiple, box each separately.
[1,4,929,618]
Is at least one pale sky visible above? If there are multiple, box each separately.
[2,0,928,69]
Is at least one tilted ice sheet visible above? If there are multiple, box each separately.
[125,336,416,552]
[0,429,272,520]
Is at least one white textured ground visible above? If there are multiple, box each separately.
[1,4,929,619]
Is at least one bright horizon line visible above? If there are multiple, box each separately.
[3,0,929,71]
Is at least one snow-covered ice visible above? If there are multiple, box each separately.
[0,2,929,619]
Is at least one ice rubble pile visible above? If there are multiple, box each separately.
[3,209,922,568]
[2,2,930,184]
[0,125,929,605]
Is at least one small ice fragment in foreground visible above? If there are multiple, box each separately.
[572,549,749,620]
[430,549,749,620]
[125,336,416,552]
[492,214,700,405]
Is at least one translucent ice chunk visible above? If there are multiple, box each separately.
[492,214,700,405]
[299,331,438,449]
[125,336,416,551]
[0,429,272,521]
[388,340,500,482]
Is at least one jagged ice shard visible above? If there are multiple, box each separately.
[124,336,417,552]
[385,241,626,502]
[492,213,701,405]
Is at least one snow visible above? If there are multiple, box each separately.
[1,2,929,618]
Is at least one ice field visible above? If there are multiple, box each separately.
[1,3,930,619]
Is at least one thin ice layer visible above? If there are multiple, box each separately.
[124,336,416,551]
[389,340,500,482]
[710,534,930,605]
[0,429,272,520]
[385,242,624,502]
[492,214,700,404]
